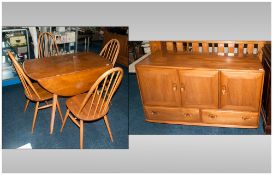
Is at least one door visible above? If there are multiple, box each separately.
[220,71,263,112]
[136,67,181,107]
[178,69,219,108]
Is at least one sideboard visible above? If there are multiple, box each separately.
[136,41,268,128]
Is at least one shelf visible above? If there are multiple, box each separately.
[2,28,30,84]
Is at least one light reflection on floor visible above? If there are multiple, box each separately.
[17,143,32,149]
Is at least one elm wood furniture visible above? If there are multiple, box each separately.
[60,67,123,149]
[261,44,271,134]
[23,52,112,134]
[102,31,129,66]
[38,32,59,58]
[100,39,120,67]
[7,51,63,133]
[150,41,269,62]
[24,32,60,113]
[136,51,265,128]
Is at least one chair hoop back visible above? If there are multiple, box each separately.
[99,39,120,66]
[38,32,59,58]
[77,67,124,120]
[7,51,41,99]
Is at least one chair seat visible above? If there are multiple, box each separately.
[66,92,109,121]
[26,82,53,101]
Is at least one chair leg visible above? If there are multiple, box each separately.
[80,120,84,149]
[56,99,63,122]
[24,99,30,112]
[32,102,40,133]
[60,109,70,133]
[104,115,113,142]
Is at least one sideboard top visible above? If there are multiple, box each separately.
[136,52,264,71]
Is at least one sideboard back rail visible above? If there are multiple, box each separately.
[150,41,270,61]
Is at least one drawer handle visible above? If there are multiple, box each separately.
[151,111,157,116]
[242,116,250,121]
[208,114,217,119]
[184,113,192,117]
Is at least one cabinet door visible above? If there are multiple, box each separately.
[220,71,263,112]
[136,67,181,107]
[178,70,219,108]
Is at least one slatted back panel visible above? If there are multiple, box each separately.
[150,41,269,61]
[38,32,59,58]
[100,39,120,67]
[150,41,162,53]
[77,67,123,120]
[7,51,41,100]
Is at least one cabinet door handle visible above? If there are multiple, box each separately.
[180,83,185,92]
[172,83,177,91]
[151,111,157,116]
[208,114,217,119]
[221,85,227,95]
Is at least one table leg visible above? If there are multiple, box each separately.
[50,94,58,134]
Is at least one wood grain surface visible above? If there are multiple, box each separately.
[136,50,264,128]
[24,52,112,96]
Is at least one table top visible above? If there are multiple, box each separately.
[24,52,111,80]
[136,52,264,71]
[23,52,112,96]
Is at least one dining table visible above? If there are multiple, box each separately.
[23,52,112,134]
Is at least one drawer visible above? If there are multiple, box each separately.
[201,109,259,127]
[144,106,200,123]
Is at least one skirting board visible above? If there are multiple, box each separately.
[129,52,151,73]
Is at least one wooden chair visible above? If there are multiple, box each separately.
[7,51,63,133]
[27,32,60,114]
[60,67,124,149]
[99,39,120,67]
[102,31,129,66]
[38,32,59,58]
